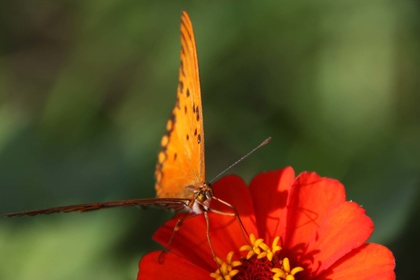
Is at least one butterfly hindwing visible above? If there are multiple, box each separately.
[5,198,191,217]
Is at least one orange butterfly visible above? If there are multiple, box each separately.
[5,12,229,219]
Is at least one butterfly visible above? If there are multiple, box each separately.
[5,11,234,220]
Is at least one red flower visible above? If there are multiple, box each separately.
[138,167,395,280]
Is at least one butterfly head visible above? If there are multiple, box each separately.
[189,183,213,214]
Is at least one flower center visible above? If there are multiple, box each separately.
[210,234,303,280]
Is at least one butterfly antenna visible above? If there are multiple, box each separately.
[209,137,272,184]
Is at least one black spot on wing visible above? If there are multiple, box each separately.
[195,106,200,121]
[180,59,185,77]
[178,81,184,93]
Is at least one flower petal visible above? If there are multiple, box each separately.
[303,202,373,275]
[249,167,296,241]
[212,174,258,236]
[138,251,209,280]
[152,212,216,271]
[317,243,396,280]
[285,172,348,248]
[284,172,374,276]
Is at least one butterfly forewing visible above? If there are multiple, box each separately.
[154,11,205,199]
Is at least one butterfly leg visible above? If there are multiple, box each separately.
[204,210,229,280]
[210,196,250,245]
[165,212,198,249]
[158,212,199,264]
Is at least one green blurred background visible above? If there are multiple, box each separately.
[1,1,419,279]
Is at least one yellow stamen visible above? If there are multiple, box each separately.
[272,257,304,280]
[210,251,241,280]
[210,234,304,280]
[291,267,304,275]
[283,257,291,272]
[240,233,265,259]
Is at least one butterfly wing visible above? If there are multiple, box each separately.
[5,198,191,217]
[5,12,204,218]
[155,11,205,199]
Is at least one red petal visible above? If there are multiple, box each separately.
[153,175,255,272]
[152,212,215,271]
[249,167,295,241]
[285,172,348,248]
[285,172,374,275]
[138,251,210,280]
[303,202,374,275]
[212,174,258,237]
[316,243,396,280]
[285,172,346,248]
